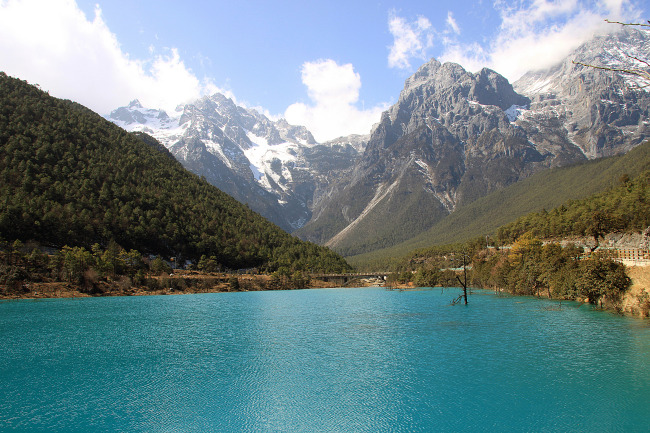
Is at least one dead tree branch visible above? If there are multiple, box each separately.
[604,19,650,27]
[571,19,650,88]
[572,60,650,88]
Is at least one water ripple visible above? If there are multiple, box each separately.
[0,289,649,432]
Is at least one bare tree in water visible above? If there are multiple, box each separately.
[452,252,470,305]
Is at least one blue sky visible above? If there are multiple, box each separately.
[0,0,647,140]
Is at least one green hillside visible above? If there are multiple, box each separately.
[349,140,650,269]
[384,168,647,312]
[496,169,650,244]
[0,72,350,273]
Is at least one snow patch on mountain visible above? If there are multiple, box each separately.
[504,105,527,122]
[414,158,428,171]
[106,93,363,232]
[242,132,310,192]
[203,139,233,168]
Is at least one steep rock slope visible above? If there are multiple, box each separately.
[108,96,365,231]
[514,27,650,159]
[297,28,650,256]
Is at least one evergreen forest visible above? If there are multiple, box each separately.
[496,171,650,246]
[0,72,351,274]
[386,167,650,313]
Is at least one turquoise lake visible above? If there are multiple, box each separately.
[1,287,649,432]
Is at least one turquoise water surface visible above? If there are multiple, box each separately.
[1,287,649,432]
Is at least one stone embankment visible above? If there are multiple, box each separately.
[621,265,650,317]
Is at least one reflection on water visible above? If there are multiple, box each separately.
[1,288,649,432]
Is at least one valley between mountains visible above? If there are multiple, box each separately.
[106,28,650,260]
[2,26,650,315]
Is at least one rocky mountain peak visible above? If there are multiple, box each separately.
[512,27,650,159]
[108,101,172,128]
[470,68,530,110]
[298,29,650,256]
[388,60,529,131]
[106,92,361,232]
[383,60,528,148]
[323,134,369,153]
[403,58,443,91]
[400,60,470,99]
[515,28,650,97]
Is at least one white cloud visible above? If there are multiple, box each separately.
[388,12,435,69]
[285,59,388,142]
[0,0,216,114]
[446,11,460,35]
[439,0,642,81]
[0,1,383,142]
[439,42,487,74]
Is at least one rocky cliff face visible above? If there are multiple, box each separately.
[514,28,650,159]
[107,29,650,255]
[107,96,365,231]
[296,28,650,256]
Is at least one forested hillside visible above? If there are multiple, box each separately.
[0,72,350,273]
[383,169,649,313]
[349,140,650,269]
[496,170,650,245]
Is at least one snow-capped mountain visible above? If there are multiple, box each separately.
[107,95,364,231]
[108,28,649,255]
[514,27,650,159]
[296,28,650,255]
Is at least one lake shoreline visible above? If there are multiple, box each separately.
[3,268,648,319]
[0,272,356,300]
[474,264,650,318]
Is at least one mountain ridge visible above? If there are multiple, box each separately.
[107,94,366,232]
[104,28,650,259]
[296,27,650,256]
